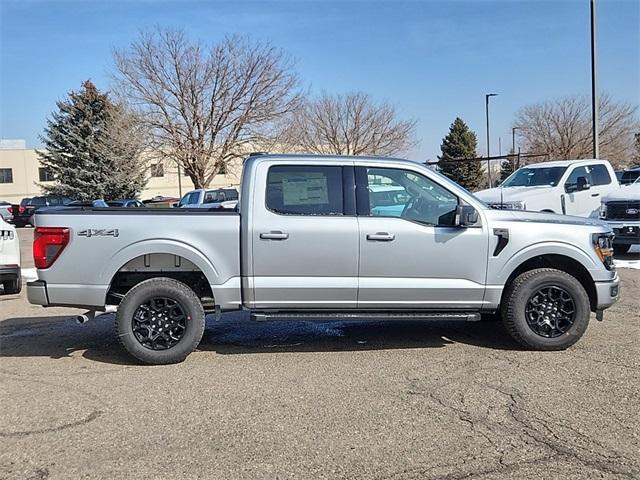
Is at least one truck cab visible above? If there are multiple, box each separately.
[476,159,619,217]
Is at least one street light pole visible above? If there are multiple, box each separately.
[590,0,599,158]
[485,93,498,186]
[512,127,520,154]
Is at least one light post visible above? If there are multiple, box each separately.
[485,93,498,186]
[590,0,599,158]
[512,126,520,154]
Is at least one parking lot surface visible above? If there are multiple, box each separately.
[1,229,639,479]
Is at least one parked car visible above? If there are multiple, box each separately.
[0,201,12,221]
[10,195,72,227]
[600,179,640,254]
[619,166,640,185]
[476,159,620,217]
[178,188,239,209]
[0,217,21,294]
[107,199,145,208]
[27,154,619,364]
[142,196,180,208]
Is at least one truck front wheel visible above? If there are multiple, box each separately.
[116,277,206,364]
[502,268,590,350]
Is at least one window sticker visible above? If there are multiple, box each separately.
[282,173,329,205]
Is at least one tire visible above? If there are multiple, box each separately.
[3,277,22,295]
[116,277,205,364]
[613,243,631,255]
[502,268,590,351]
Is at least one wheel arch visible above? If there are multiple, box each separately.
[102,240,221,306]
[500,253,597,312]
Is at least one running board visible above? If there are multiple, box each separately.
[250,311,481,322]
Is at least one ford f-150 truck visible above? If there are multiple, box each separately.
[27,154,620,364]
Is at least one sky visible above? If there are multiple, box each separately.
[1,0,638,162]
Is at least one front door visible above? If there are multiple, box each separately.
[250,164,359,309]
[563,164,613,217]
[356,166,489,310]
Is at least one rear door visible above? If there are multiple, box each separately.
[250,163,359,309]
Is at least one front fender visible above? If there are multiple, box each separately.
[494,240,604,285]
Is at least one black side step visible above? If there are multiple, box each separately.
[250,311,481,322]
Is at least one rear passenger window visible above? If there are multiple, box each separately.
[266,166,344,215]
[589,165,611,185]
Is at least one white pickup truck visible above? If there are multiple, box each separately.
[600,178,640,254]
[476,159,620,217]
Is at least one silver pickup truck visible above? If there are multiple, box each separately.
[28,154,620,364]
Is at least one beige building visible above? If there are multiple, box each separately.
[0,141,242,204]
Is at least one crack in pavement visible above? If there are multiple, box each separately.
[388,375,639,480]
[0,410,102,438]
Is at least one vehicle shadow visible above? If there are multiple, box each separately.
[0,312,522,365]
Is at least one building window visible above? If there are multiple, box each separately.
[150,163,165,177]
[39,167,55,182]
[0,168,13,183]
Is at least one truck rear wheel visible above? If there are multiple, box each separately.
[502,268,590,350]
[116,277,205,364]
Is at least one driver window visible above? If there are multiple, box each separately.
[565,166,592,186]
[366,168,458,226]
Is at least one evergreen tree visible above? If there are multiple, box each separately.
[438,118,484,191]
[38,80,147,201]
[500,150,517,182]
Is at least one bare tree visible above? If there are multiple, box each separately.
[282,92,417,156]
[112,28,301,189]
[514,94,639,167]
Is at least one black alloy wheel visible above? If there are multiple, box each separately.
[525,285,576,338]
[132,297,187,350]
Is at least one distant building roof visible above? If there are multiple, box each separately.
[0,139,27,150]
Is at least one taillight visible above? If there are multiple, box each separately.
[33,227,70,269]
[19,206,26,214]
[7,207,13,214]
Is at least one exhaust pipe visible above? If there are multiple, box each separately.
[75,305,118,325]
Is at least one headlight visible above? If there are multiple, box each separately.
[506,201,526,210]
[592,233,615,270]
[599,202,607,219]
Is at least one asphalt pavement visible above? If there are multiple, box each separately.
[1,229,639,480]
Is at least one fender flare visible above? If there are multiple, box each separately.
[101,239,221,290]
[496,241,599,285]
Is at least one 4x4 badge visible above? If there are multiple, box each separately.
[78,229,119,238]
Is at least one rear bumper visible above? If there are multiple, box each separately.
[594,272,620,311]
[27,280,49,305]
[0,265,21,282]
[27,280,107,309]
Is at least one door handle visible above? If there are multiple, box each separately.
[591,193,600,197]
[366,232,395,241]
[260,231,289,240]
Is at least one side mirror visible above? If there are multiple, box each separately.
[577,176,591,191]
[455,204,479,227]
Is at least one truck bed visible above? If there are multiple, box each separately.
[31,208,241,309]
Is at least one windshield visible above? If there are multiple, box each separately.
[502,166,567,187]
